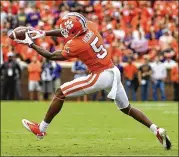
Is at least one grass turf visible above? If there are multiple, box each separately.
[1,101,178,156]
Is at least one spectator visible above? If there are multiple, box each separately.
[113,56,123,80]
[71,59,87,79]
[40,5,52,24]
[145,25,163,40]
[138,56,152,101]
[78,1,94,14]
[123,25,133,48]
[0,52,21,100]
[120,43,134,62]
[15,54,28,99]
[15,54,28,70]
[6,12,18,30]
[1,5,7,25]
[67,0,83,13]
[26,6,41,27]
[71,59,88,101]
[159,29,175,59]
[171,31,178,60]
[132,24,145,40]
[17,6,27,26]
[147,30,160,60]
[52,61,62,92]
[41,59,54,101]
[171,62,179,101]
[28,56,41,100]
[124,57,138,101]
[10,1,19,15]
[1,29,11,62]
[131,31,148,60]
[113,21,126,41]
[151,56,167,101]
[111,39,123,60]
[103,24,115,49]
[13,53,23,100]
[164,56,176,69]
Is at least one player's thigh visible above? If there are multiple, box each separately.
[114,82,129,109]
[60,71,114,97]
[60,74,96,97]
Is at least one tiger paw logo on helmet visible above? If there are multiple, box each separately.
[64,20,74,30]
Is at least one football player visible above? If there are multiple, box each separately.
[13,12,171,149]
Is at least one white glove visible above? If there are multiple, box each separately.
[14,32,34,47]
[27,27,46,39]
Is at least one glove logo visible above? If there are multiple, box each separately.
[64,20,74,30]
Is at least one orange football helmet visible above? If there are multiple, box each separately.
[59,12,88,38]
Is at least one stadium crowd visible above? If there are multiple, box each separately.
[1,0,178,101]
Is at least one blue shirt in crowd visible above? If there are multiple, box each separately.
[52,63,62,80]
[72,61,87,79]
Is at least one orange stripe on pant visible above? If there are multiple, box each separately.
[64,74,100,96]
[61,74,94,92]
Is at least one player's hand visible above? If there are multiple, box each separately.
[27,27,46,39]
[14,32,34,47]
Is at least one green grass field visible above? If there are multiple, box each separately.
[1,101,178,156]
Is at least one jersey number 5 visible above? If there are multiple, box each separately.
[90,36,107,59]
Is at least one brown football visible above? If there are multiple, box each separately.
[9,26,28,40]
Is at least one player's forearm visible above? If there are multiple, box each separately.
[31,43,53,59]
[31,43,66,61]
[45,29,62,37]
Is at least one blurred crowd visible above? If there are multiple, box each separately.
[1,52,62,101]
[1,0,178,101]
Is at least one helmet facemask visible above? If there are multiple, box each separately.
[60,24,69,38]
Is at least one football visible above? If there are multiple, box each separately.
[9,26,28,40]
